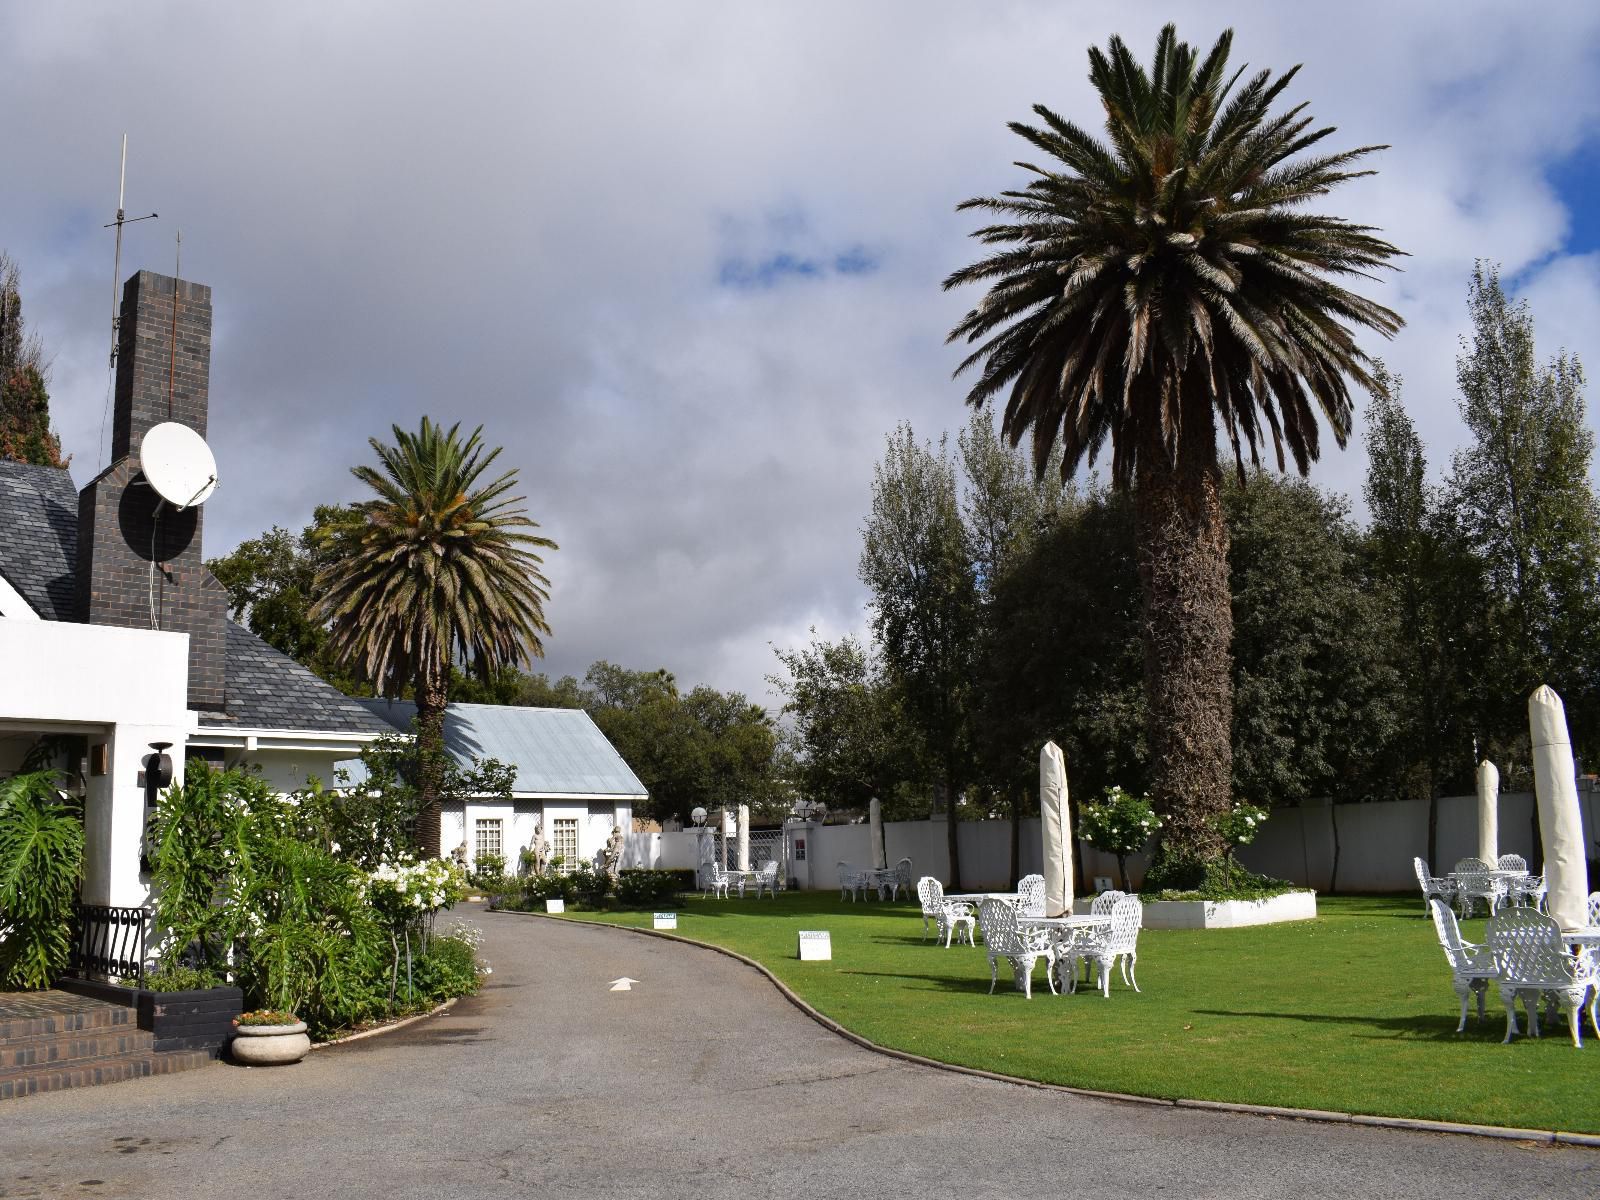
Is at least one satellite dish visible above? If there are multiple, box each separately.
[140,421,218,509]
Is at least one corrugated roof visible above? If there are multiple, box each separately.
[201,622,394,736]
[359,700,648,798]
[0,460,79,621]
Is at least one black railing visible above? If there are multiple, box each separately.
[69,904,149,987]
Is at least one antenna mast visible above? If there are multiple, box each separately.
[105,134,158,370]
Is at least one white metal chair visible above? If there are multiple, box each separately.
[1017,874,1046,918]
[837,862,870,901]
[1413,857,1455,916]
[752,860,780,898]
[1064,896,1143,998]
[1429,897,1496,1032]
[1451,857,1505,919]
[700,863,731,899]
[1589,892,1600,928]
[977,897,1056,1000]
[1090,889,1126,916]
[1495,855,1546,911]
[1497,853,1527,872]
[1485,907,1600,1047]
[892,856,914,901]
[916,876,975,947]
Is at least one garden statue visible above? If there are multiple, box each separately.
[604,824,624,880]
[528,820,550,877]
[450,842,469,869]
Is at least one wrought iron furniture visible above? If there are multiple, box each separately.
[838,862,871,901]
[893,856,914,900]
[1017,874,1046,918]
[1062,896,1144,997]
[1485,907,1600,1047]
[977,897,1056,999]
[1090,889,1126,916]
[917,876,976,947]
[1428,897,1496,1032]
[746,861,779,898]
[1413,857,1455,915]
[701,863,732,899]
[1450,857,1506,918]
[68,904,149,987]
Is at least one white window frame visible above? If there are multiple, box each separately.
[551,817,579,875]
[474,817,503,865]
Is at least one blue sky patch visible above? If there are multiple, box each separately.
[1547,141,1600,255]
[718,244,880,290]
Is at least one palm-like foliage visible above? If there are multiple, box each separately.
[314,418,556,854]
[944,26,1403,865]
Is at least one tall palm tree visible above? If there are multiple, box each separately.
[315,418,556,857]
[944,25,1403,868]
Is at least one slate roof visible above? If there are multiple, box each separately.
[197,622,394,736]
[359,700,648,797]
[0,460,79,621]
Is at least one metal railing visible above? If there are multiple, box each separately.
[69,904,149,988]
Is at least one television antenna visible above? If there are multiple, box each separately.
[104,134,158,371]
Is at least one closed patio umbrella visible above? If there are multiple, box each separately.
[737,803,750,872]
[1476,759,1499,867]
[1529,685,1590,931]
[1040,740,1073,918]
[869,796,886,869]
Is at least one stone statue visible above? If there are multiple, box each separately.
[528,820,550,877]
[604,824,625,880]
[450,842,469,869]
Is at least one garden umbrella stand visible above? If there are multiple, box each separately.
[1477,759,1499,868]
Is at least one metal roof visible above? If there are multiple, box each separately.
[359,700,648,798]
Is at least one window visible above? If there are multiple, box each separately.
[551,817,579,874]
[474,818,503,863]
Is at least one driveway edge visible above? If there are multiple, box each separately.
[310,997,459,1050]
[490,908,1596,1148]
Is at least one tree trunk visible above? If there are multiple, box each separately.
[938,775,962,889]
[414,664,449,859]
[1008,786,1020,889]
[1133,401,1233,865]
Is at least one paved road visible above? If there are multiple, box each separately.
[4,906,1596,1200]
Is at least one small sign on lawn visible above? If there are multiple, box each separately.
[546,898,565,914]
[798,930,832,961]
[653,912,677,930]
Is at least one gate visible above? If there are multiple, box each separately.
[710,828,788,888]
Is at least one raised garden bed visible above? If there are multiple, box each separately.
[59,977,242,1053]
[1129,889,1317,929]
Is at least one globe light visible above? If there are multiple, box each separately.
[690,806,707,826]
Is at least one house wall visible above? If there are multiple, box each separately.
[0,619,191,908]
[445,797,643,872]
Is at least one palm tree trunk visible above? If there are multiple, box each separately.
[1133,409,1233,866]
[414,665,449,858]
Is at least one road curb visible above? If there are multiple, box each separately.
[490,908,1596,1148]
[310,997,459,1050]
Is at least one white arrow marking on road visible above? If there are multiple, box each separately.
[609,977,640,992]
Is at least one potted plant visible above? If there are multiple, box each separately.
[229,1010,310,1065]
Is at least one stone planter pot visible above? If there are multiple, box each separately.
[230,1021,311,1065]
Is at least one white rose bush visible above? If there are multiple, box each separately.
[1078,785,1162,891]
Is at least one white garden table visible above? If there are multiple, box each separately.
[1021,914,1113,991]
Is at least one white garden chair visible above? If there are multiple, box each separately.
[1497,853,1527,872]
[892,857,914,901]
[1485,907,1600,1047]
[1017,874,1046,918]
[1496,854,1546,911]
[701,863,731,900]
[1064,896,1143,998]
[916,876,975,947]
[1090,889,1126,916]
[1428,897,1496,1032]
[837,862,870,902]
[1413,857,1455,916]
[1589,892,1600,928]
[977,897,1056,1000]
[1451,857,1504,919]
[752,860,780,899]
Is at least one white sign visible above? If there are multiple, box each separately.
[798,930,832,961]
[1093,877,1114,894]
[653,912,677,930]
[609,976,639,992]
[546,898,565,914]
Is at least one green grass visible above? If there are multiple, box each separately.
[546,892,1600,1132]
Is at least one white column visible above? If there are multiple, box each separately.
[736,804,750,872]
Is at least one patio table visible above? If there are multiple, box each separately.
[863,867,902,900]
[1563,926,1600,954]
[1447,870,1528,881]
[1021,915,1113,990]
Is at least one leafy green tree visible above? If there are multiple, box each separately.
[859,424,980,884]
[0,253,65,468]
[313,419,556,856]
[943,24,1404,871]
[770,631,913,813]
[1446,263,1600,757]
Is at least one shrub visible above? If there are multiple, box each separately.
[469,853,506,887]
[134,963,222,993]
[1147,859,1298,902]
[571,863,613,908]
[411,927,485,1002]
[0,772,85,990]
[615,869,689,908]
[1078,786,1161,891]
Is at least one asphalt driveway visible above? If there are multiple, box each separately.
[3,905,1595,1200]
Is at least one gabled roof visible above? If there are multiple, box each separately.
[359,700,648,798]
[197,622,394,737]
[0,461,79,621]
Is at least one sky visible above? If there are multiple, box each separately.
[3,1,1600,710]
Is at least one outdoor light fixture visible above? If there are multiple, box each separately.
[690,806,707,826]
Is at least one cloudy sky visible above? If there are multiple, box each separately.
[3,2,1599,707]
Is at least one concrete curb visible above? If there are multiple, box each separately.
[310,997,459,1050]
[490,907,1599,1148]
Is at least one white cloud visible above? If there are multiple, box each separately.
[3,0,1599,706]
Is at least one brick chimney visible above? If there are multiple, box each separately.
[76,271,227,711]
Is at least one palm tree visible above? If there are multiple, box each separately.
[944,25,1403,869]
[315,418,556,856]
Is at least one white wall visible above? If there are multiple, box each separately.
[0,621,191,909]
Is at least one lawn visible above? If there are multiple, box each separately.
[545,892,1600,1133]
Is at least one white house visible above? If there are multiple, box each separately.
[358,700,649,873]
[0,269,394,911]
